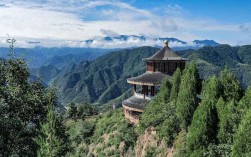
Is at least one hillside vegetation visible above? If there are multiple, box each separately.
[64,63,251,157]
[53,47,159,105]
[46,45,251,105]
[2,52,251,157]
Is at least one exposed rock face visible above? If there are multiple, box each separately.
[87,127,175,157]
[134,127,174,157]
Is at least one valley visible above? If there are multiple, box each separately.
[28,44,251,106]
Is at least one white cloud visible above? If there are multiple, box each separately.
[0,0,249,48]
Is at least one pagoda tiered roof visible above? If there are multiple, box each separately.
[145,41,188,61]
[127,71,171,86]
[122,96,150,112]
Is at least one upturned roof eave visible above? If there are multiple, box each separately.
[143,58,189,61]
[127,79,162,86]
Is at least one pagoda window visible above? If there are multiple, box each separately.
[160,63,164,72]
[147,62,154,72]
[166,62,169,74]
[163,63,166,72]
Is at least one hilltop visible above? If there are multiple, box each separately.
[31,44,251,105]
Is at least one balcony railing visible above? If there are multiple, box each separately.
[134,92,154,100]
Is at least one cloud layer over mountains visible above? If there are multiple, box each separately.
[0,0,250,48]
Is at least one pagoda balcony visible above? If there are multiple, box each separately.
[134,92,154,100]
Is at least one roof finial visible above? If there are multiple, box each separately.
[164,40,168,47]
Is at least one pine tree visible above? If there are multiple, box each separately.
[237,87,251,116]
[176,63,200,130]
[219,68,243,102]
[174,129,188,157]
[186,76,220,156]
[170,68,181,103]
[68,102,77,119]
[138,78,172,133]
[0,56,49,156]
[217,100,238,145]
[36,91,70,157]
[232,108,251,157]
[35,106,62,157]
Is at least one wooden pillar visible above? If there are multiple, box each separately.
[146,86,148,95]
[151,86,155,96]
[134,84,136,93]
[143,85,146,99]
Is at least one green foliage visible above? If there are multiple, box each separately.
[186,76,220,155]
[176,62,200,130]
[155,114,179,146]
[77,103,98,119]
[53,46,159,105]
[174,129,188,157]
[93,109,136,146]
[67,102,78,119]
[217,100,239,145]
[237,87,251,116]
[35,92,71,157]
[145,146,164,157]
[32,45,251,106]
[138,78,172,133]
[67,102,98,120]
[68,119,95,145]
[232,108,251,157]
[35,106,62,157]
[219,68,243,102]
[69,109,136,156]
[0,57,51,156]
[170,68,181,103]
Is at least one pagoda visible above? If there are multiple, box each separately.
[122,40,188,124]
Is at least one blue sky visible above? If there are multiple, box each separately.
[0,0,250,47]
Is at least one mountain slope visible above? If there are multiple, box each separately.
[0,47,112,68]
[53,47,159,105]
[51,45,251,105]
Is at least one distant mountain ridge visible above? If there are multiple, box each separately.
[0,47,112,68]
[82,35,220,49]
[0,35,220,69]
[37,44,251,106]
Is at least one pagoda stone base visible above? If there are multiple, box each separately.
[124,108,141,124]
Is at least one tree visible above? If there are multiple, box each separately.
[36,92,70,157]
[138,78,172,133]
[186,76,220,156]
[36,105,62,157]
[0,57,49,156]
[237,87,251,116]
[67,102,77,119]
[219,68,243,102]
[232,108,251,157]
[217,100,239,145]
[78,103,98,118]
[176,63,200,130]
[170,68,181,103]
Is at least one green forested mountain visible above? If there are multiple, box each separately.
[64,64,251,157]
[30,65,61,85]
[48,44,251,105]
[2,52,251,157]
[53,47,159,105]
[181,45,251,88]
